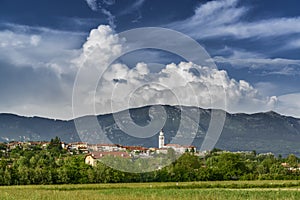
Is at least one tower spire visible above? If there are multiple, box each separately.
[158,129,164,148]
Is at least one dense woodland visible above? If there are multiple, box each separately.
[0,138,299,185]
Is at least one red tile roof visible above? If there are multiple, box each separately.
[124,146,148,151]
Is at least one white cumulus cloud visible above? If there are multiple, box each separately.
[73,25,278,117]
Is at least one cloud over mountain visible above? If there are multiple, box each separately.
[72,25,277,117]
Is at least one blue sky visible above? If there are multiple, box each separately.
[0,0,299,119]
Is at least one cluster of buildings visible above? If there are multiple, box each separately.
[0,130,197,167]
[85,130,197,166]
[1,141,50,151]
[1,131,300,171]
[0,140,90,154]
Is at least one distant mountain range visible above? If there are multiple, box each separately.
[0,105,300,156]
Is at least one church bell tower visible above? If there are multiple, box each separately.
[158,129,165,148]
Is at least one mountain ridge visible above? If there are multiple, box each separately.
[1,105,296,121]
[0,105,299,156]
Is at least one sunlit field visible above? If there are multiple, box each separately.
[0,180,299,200]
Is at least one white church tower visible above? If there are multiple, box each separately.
[158,129,165,148]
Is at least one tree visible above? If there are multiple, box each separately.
[287,154,298,168]
[207,153,248,180]
[3,168,11,185]
[48,136,62,155]
[270,164,287,179]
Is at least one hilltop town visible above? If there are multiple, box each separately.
[0,130,198,166]
[1,129,300,174]
[0,130,299,186]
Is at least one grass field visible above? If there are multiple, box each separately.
[0,180,299,200]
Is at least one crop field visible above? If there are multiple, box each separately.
[0,180,299,200]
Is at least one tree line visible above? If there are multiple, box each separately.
[0,139,299,185]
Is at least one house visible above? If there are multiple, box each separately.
[85,154,98,167]
[124,146,148,154]
[155,148,168,154]
[69,142,88,151]
[60,142,68,149]
[281,162,290,168]
[165,144,196,154]
[88,144,125,152]
[41,142,50,149]
[7,141,23,150]
[28,141,42,146]
[85,151,131,166]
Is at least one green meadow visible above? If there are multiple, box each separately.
[0,180,299,200]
